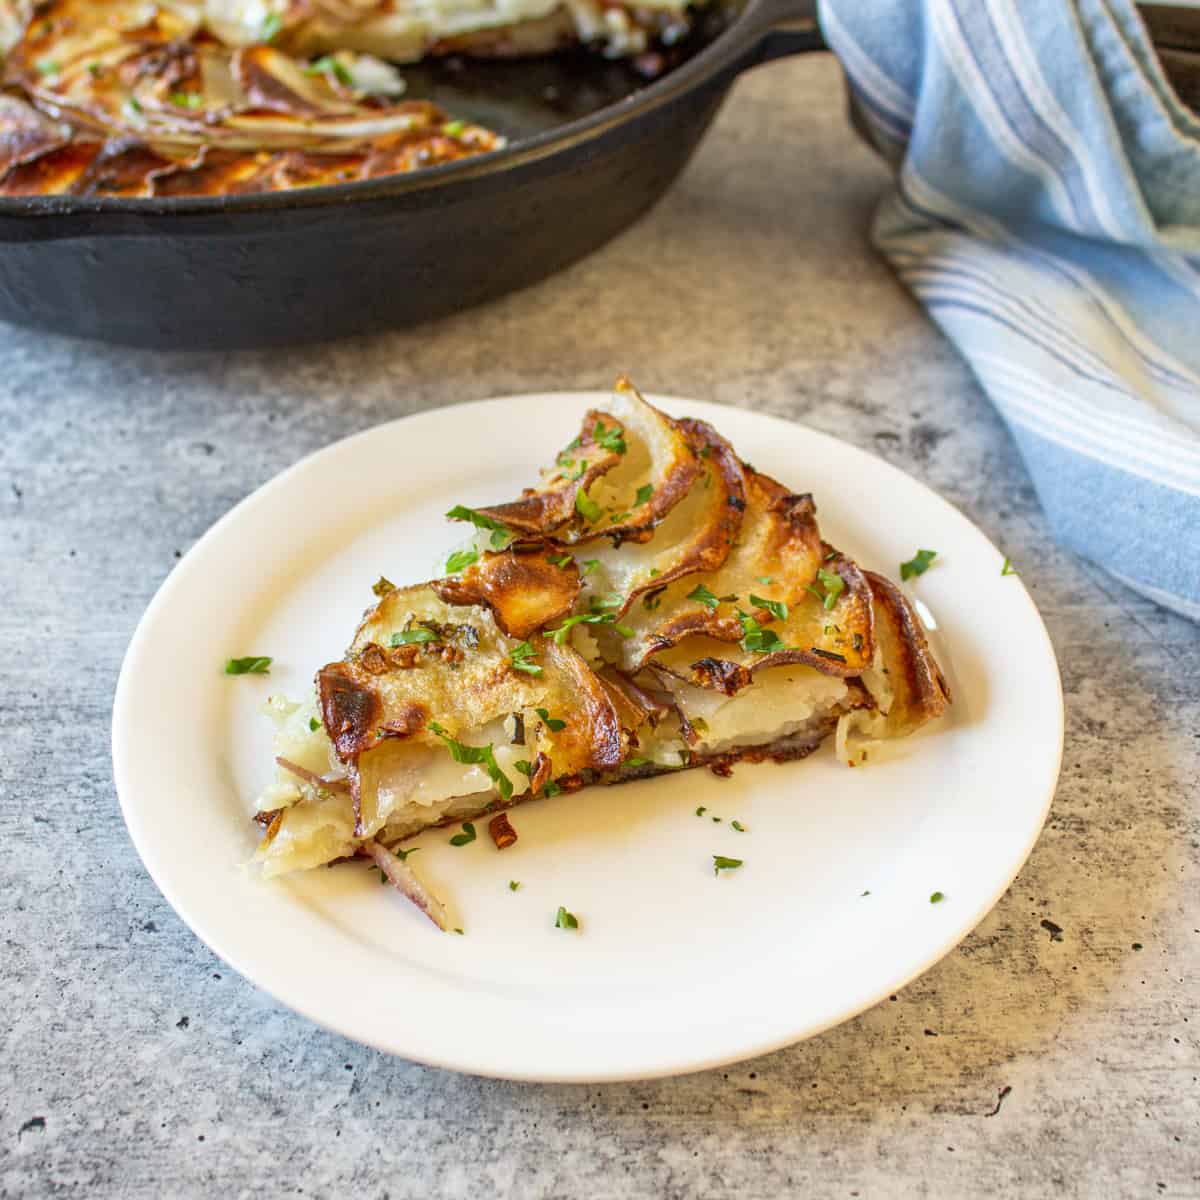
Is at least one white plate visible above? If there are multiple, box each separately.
[112,393,1062,1082]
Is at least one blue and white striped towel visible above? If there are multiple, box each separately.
[820,0,1200,620]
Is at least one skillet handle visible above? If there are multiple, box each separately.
[744,0,826,64]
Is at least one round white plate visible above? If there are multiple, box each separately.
[112,393,1062,1082]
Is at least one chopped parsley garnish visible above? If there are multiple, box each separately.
[635,484,654,506]
[309,717,321,732]
[749,593,788,622]
[860,889,870,897]
[756,576,775,585]
[687,583,720,610]
[448,821,477,846]
[444,548,479,574]
[546,553,573,568]
[259,12,283,42]
[513,760,532,777]
[930,890,945,904]
[453,927,465,935]
[642,587,665,612]
[592,419,627,455]
[575,489,603,523]
[372,575,396,596]
[648,568,660,577]
[626,757,649,767]
[169,91,202,109]
[815,567,845,610]
[508,641,543,676]
[35,59,59,76]
[224,656,272,675]
[428,722,513,802]
[713,855,743,877]
[554,906,580,930]
[581,559,600,576]
[695,806,707,817]
[391,627,437,646]
[509,880,520,892]
[1001,557,1018,576]
[736,610,785,654]
[535,707,566,732]
[900,549,937,581]
[443,119,466,137]
[590,591,623,611]
[731,820,746,832]
[124,97,144,117]
[395,847,419,862]
[542,779,562,798]
[305,55,353,86]
[712,816,722,823]
[547,611,633,643]
[445,505,510,549]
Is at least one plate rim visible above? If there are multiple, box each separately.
[112,391,1064,1082]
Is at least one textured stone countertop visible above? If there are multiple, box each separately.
[3,52,1198,1200]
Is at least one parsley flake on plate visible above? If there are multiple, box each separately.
[731,820,746,832]
[372,575,396,596]
[930,890,945,904]
[509,880,520,892]
[635,483,654,506]
[713,855,743,877]
[687,583,720,610]
[224,656,272,675]
[1001,557,1018,576]
[900,549,937,581]
[448,822,477,847]
[309,717,321,732]
[554,906,580,930]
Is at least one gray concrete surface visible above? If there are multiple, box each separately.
[2,53,1198,1200]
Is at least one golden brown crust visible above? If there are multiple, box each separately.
[318,666,385,761]
[432,546,581,640]
[863,571,951,735]
[0,3,502,198]
[472,410,623,536]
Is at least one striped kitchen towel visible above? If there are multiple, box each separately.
[820,0,1200,620]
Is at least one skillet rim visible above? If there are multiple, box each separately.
[0,0,816,220]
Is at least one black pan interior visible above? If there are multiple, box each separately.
[394,0,745,142]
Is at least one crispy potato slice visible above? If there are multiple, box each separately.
[471,378,700,546]
[432,546,581,639]
[599,455,874,684]
[860,571,951,735]
[577,417,745,638]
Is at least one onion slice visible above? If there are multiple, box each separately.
[274,755,351,793]
[362,839,451,932]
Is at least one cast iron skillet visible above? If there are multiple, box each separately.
[0,0,823,348]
